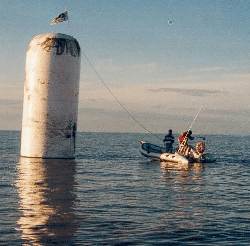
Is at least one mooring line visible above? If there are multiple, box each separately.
[81,49,162,141]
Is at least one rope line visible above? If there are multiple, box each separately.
[188,106,203,131]
[81,49,162,141]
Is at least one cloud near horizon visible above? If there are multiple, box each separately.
[148,87,223,97]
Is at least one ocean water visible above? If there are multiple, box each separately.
[1,131,250,245]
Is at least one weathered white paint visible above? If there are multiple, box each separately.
[20,33,81,158]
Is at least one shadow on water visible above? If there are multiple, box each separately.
[15,157,78,245]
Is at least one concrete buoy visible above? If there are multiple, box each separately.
[20,33,81,158]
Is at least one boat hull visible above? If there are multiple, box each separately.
[160,152,189,164]
[139,141,164,160]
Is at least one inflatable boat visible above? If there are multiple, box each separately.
[139,141,165,160]
[139,141,215,164]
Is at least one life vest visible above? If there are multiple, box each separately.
[178,131,188,144]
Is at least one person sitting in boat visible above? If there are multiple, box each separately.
[163,129,175,153]
[178,130,194,156]
[186,141,206,162]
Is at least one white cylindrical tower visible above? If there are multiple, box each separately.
[20,33,81,158]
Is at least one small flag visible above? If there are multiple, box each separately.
[50,11,68,25]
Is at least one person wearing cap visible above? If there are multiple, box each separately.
[163,129,175,153]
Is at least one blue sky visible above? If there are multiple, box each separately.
[0,0,249,134]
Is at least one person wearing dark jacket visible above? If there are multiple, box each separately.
[163,129,175,152]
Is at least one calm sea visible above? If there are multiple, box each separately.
[1,131,250,245]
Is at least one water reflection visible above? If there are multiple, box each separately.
[16,157,78,245]
[160,161,204,179]
[159,162,205,230]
